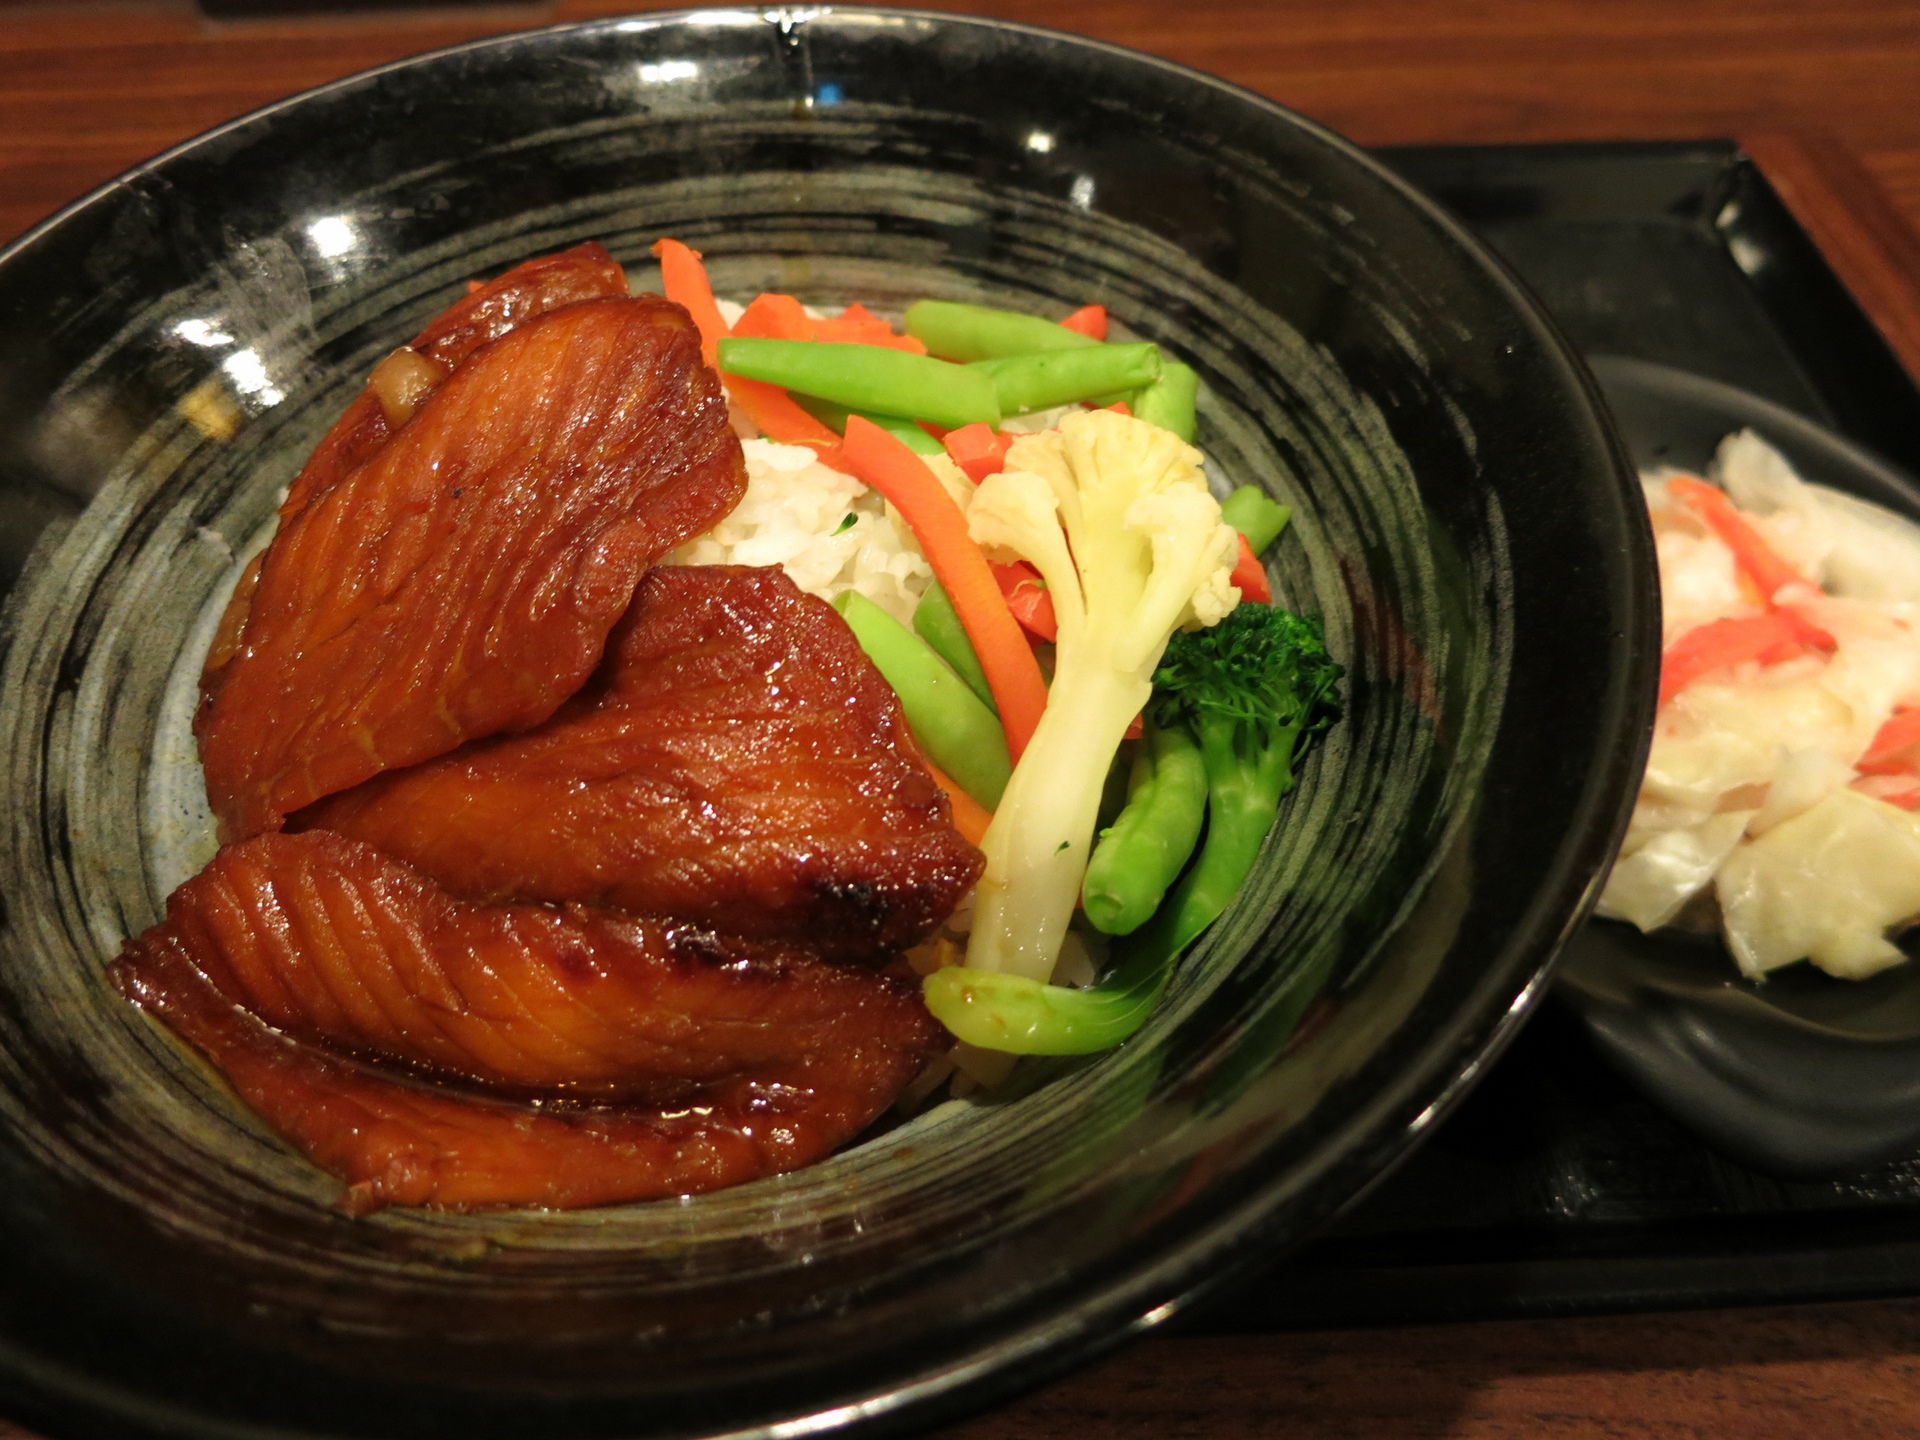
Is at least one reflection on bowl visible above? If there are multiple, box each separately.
[0,10,1652,1438]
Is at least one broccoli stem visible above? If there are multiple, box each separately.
[903,299,1101,362]
[968,344,1162,416]
[1132,361,1200,442]
[1168,711,1303,945]
[1081,720,1207,936]
[924,711,1306,1054]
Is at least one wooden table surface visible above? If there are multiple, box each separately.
[4,2,1920,1436]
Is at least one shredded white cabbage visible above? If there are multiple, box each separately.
[1601,431,1920,979]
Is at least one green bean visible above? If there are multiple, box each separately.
[831,591,1010,808]
[717,337,999,431]
[913,583,996,711]
[1133,360,1200,442]
[1081,720,1208,935]
[794,395,945,456]
[902,299,1101,363]
[1221,485,1292,553]
[969,343,1162,416]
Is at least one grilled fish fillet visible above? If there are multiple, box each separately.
[196,293,745,839]
[297,566,984,959]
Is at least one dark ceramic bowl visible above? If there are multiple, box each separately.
[0,10,1654,1438]
[1561,356,1920,1179]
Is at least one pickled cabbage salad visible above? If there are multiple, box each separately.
[1598,430,1920,979]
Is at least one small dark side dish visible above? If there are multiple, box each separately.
[0,10,1653,1439]
[1562,355,1920,1180]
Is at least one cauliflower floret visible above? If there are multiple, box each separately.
[961,409,1239,981]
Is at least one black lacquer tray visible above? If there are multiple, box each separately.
[1197,140,1920,1332]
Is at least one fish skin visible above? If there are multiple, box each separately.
[296,566,985,960]
[112,935,899,1213]
[118,830,943,1100]
[196,295,747,841]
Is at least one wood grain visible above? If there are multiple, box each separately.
[1744,133,1920,386]
[932,1299,1920,1439]
[2,0,1920,247]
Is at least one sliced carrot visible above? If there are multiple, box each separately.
[1228,532,1272,605]
[725,376,851,471]
[1659,612,1818,707]
[732,292,815,341]
[815,302,929,353]
[944,422,1012,482]
[1059,304,1107,340]
[842,416,1048,758]
[1102,400,1132,416]
[992,560,1058,642]
[650,239,729,369]
[1859,706,1920,775]
[706,290,851,469]
[1667,475,1809,602]
[926,762,992,845]
[465,279,485,295]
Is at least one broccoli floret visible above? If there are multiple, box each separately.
[923,600,1342,1056]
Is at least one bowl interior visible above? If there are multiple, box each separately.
[0,11,1650,1438]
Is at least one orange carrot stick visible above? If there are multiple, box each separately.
[1667,475,1808,601]
[926,762,992,845]
[733,292,816,341]
[651,238,729,368]
[1059,304,1107,340]
[842,416,1048,758]
[689,287,851,470]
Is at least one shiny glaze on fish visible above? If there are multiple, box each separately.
[297,566,984,959]
[203,244,633,683]
[114,936,912,1213]
[196,294,746,839]
[118,830,943,1099]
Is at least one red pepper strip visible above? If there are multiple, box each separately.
[1881,787,1920,811]
[1124,713,1144,740]
[1059,304,1107,340]
[1667,475,1809,601]
[816,303,929,353]
[1229,532,1272,605]
[1859,706,1920,775]
[842,417,1048,758]
[991,560,1059,642]
[944,422,1013,482]
[1659,612,1819,707]
[651,238,729,369]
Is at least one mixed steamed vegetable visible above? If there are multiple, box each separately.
[652,239,1342,1065]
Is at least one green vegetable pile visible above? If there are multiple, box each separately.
[924,601,1341,1054]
